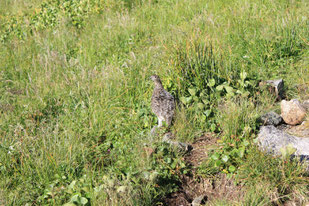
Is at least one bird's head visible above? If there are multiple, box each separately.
[150,75,162,84]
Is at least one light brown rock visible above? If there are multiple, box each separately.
[281,99,307,125]
[285,121,309,137]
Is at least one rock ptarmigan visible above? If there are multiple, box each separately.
[150,75,175,128]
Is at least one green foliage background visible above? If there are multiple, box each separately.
[0,0,308,205]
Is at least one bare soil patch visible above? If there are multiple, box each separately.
[163,133,244,206]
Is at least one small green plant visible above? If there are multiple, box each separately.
[149,142,188,191]
[1,0,308,205]
[0,0,106,42]
[173,41,258,135]
[63,176,91,206]
[37,174,92,205]
[208,138,250,177]
[197,98,257,175]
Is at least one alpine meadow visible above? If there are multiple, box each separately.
[0,0,308,205]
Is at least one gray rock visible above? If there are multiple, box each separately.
[258,125,309,156]
[259,79,284,100]
[260,111,282,126]
[162,132,193,153]
[257,126,309,170]
[192,195,207,206]
[281,99,307,125]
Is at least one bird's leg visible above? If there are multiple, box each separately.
[166,117,173,127]
[158,118,163,128]
[150,126,158,136]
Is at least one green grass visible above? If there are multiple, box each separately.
[0,0,309,205]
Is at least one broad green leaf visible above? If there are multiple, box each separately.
[228,165,236,172]
[215,160,222,167]
[82,186,89,193]
[207,79,216,87]
[188,88,197,96]
[238,148,245,158]
[245,80,251,86]
[63,203,76,206]
[197,103,204,109]
[211,153,219,160]
[171,160,177,169]
[240,71,247,80]
[180,97,187,105]
[221,155,229,162]
[226,92,235,98]
[94,185,103,193]
[210,123,216,131]
[242,91,250,97]
[150,171,159,181]
[80,197,88,205]
[85,193,91,199]
[224,86,234,94]
[216,85,224,91]
[201,115,206,121]
[71,194,80,203]
[231,149,239,157]
[242,140,249,147]
[69,180,76,189]
[202,98,210,105]
[186,96,193,104]
[204,109,212,117]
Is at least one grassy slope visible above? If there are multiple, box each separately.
[0,0,308,205]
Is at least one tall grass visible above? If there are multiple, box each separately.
[0,0,308,205]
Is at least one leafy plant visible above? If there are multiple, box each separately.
[37,175,91,205]
[0,0,107,42]
[64,176,91,206]
[150,142,188,188]
[208,139,250,176]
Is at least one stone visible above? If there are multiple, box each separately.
[260,111,282,126]
[257,125,309,169]
[257,125,309,155]
[281,99,307,125]
[192,195,207,206]
[162,132,193,153]
[259,79,284,100]
[283,200,297,206]
[285,121,309,138]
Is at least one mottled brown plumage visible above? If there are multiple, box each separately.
[150,75,175,127]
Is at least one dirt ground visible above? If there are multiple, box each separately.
[162,133,244,206]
